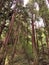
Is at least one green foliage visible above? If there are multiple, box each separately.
[0,0,49,65]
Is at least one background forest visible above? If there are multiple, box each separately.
[0,0,49,65]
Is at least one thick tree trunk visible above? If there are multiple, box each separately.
[32,14,39,65]
[3,13,15,45]
[0,12,15,65]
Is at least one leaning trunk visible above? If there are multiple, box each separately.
[0,13,15,65]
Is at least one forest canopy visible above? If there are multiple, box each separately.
[0,0,49,65]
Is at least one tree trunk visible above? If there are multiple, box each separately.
[32,14,39,65]
[0,12,15,65]
[8,23,20,65]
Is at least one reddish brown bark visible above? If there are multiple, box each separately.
[0,11,16,65]
[31,14,39,65]
[3,13,15,45]
[32,16,36,49]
